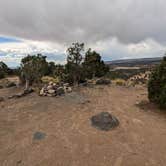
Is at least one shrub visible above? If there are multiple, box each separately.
[20,54,49,89]
[0,61,9,79]
[41,76,60,84]
[83,49,109,79]
[66,43,84,85]
[148,56,166,109]
[113,79,126,86]
[96,78,111,85]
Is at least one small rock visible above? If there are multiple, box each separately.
[49,81,53,86]
[57,87,65,96]
[96,78,111,85]
[23,88,34,94]
[53,83,57,87]
[39,88,45,96]
[8,93,23,99]
[47,85,53,90]
[5,82,16,88]
[48,89,55,94]
[0,97,4,102]
[47,93,55,97]
[33,132,46,140]
[8,89,33,99]
[64,83,69,87]
[17,160,22,165]
[65,86,72,93]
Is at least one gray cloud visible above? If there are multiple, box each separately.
[0,0,166,44]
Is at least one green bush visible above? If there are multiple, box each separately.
[20,54,49,89]
[148,56,166,109]
[83,49,109,79]
[0,61,9,79]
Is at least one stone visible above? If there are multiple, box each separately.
[48,89,55,94]
[23,88,34,94]
[39,88,45,96]
[47,94,54,97]
[91,112,119,131]
[64,83,69,87]
[64,86,72,93]
[47,85,53,90]
[8,94,22,99]
[49,81,53,86]
[17,160,22,165]
[53,83,57,87]
[0,97,4,102]
[80,82,88,86]
[8,89,33,99]
[5,82,16,88]
[33,132,46,140]
[57,87,65,96]
[96,78,111,85]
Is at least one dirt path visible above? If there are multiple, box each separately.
[0,85,166,166]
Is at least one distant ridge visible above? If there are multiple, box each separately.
[105,57,163,66]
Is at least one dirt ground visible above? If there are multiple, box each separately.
[0,85,166,166]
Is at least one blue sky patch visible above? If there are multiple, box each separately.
[0,36,22,43]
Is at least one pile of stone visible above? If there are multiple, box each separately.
[39,82,72,97]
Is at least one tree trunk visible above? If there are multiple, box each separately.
[25,79,30,90]
[92,72,95,79]
[73,75,79,87]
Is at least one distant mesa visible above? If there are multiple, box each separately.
[105,57,162,67]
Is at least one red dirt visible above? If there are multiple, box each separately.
[0,85,166,166]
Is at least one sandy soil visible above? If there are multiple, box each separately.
[0,85,166,166]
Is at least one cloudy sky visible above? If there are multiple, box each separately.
[0,0,165,67]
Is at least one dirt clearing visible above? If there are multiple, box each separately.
[0,85,166,166]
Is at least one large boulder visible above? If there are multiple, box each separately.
[91,112,119,131]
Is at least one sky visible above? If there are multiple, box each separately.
[0,0,165,67]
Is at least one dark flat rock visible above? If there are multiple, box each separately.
[91,112,119,131]
[33,132,46,140]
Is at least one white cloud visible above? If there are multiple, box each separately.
[91,38,165,61]
[0,38,165,67]
[0,40,66,67]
